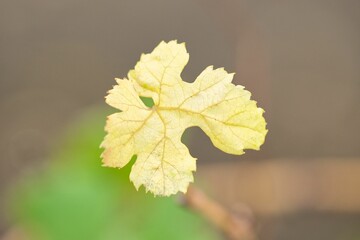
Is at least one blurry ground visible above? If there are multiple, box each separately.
[1,0,359,239]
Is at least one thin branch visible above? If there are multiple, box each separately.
[179,185,257,240]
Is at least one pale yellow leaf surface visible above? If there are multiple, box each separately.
[101,40,267,196]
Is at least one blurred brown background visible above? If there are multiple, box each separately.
[1,0,360,239]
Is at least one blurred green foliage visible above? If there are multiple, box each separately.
[8,106,218,240]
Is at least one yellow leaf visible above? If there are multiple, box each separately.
[101,40,267,196]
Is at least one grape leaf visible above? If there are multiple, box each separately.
[101,40,267,196]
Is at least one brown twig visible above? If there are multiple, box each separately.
[179,185,257,240]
